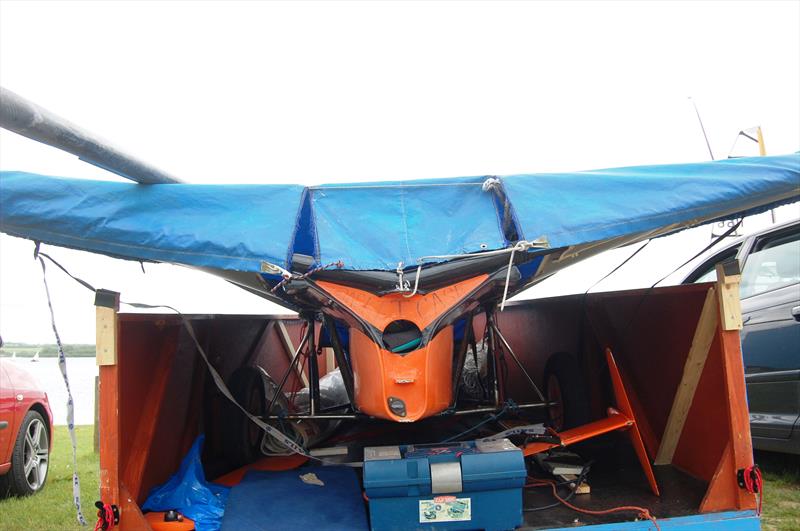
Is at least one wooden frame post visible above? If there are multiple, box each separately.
[700,261,756,512]
[96,289,121,507]
[715,261,743,331]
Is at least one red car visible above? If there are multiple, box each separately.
[0,356,53,496]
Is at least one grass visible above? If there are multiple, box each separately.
[1,344,96,358]
[0,427,798,529]
[0,426,98,531]
[756,450,800,531]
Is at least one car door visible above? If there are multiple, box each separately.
[739,225,800,442]
[0,361,16,466]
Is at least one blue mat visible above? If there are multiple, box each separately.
[220,467,369,531]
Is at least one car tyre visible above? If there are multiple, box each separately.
[6,410,49,496]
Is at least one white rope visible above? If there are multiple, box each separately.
[400,238,549,305]
[481,177,501,192]
[38,258,87,526]
[500,246,517,311]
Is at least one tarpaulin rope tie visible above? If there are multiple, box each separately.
[405,238,549,301]
[35,245,88,526]
[499,241,539,310]
[270,260,344,294]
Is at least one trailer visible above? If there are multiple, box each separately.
[90,274,761,530]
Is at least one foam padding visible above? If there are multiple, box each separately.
[220,467,368,531]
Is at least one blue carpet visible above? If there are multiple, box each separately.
[220,467,369,530]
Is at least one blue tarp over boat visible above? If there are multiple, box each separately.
[1,154,798,274]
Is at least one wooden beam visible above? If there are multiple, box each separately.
[94,375,99,453]
[699,441,738,512]
[717,327,757,510]
[715,262,743,331]
[96,290,120,366]
[96,290,121,506]
[655,287,718,465]
[99,364,120,505]
[276,321,309,387]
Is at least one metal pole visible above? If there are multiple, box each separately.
[307,318,320,416]
[486,313,501,406]
[491,321,546,402]
[322,314,356,407]
[265,329,310,416]
[689,96,714,161]
[448,402,550,416]
[0,86,181,184]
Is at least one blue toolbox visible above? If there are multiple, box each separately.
[363,438,526,531]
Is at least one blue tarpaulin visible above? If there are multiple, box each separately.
[0,172,305,272]
[142,435,230,531]
[1,154,798,273]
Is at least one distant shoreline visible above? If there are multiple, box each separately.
[0,344,96,358]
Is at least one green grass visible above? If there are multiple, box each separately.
[0,428,797,529]
[756,451,800,531]
[0,426,98,531]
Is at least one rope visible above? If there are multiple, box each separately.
[584,240,651,295]
[741,464,764,515]
[524,464,593,513]
[620,218,743,339]
[36,251,88,526]
[271,260,344,294]
[402,238,547,303]
[93,503,115,531]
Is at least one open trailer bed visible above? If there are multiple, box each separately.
[93,279,761,530]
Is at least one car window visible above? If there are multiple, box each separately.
[740,230,800,299]
[695,266,721,284]
[690,247,740,284]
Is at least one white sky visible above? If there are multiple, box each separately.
[1,1,799,344]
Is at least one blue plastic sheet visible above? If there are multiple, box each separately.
[305,176,507,270]
[142,435,229,531]
[1,154,798,273]
[500,154,800,249]
[0,172,305,270]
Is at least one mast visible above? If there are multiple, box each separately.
[0,86,181,184]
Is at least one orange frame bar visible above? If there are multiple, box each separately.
[522,349,660,496]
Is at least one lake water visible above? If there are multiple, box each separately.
[2,357,98,425]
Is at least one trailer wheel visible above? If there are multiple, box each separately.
[222,366,277,467]
[544,352,590,431]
